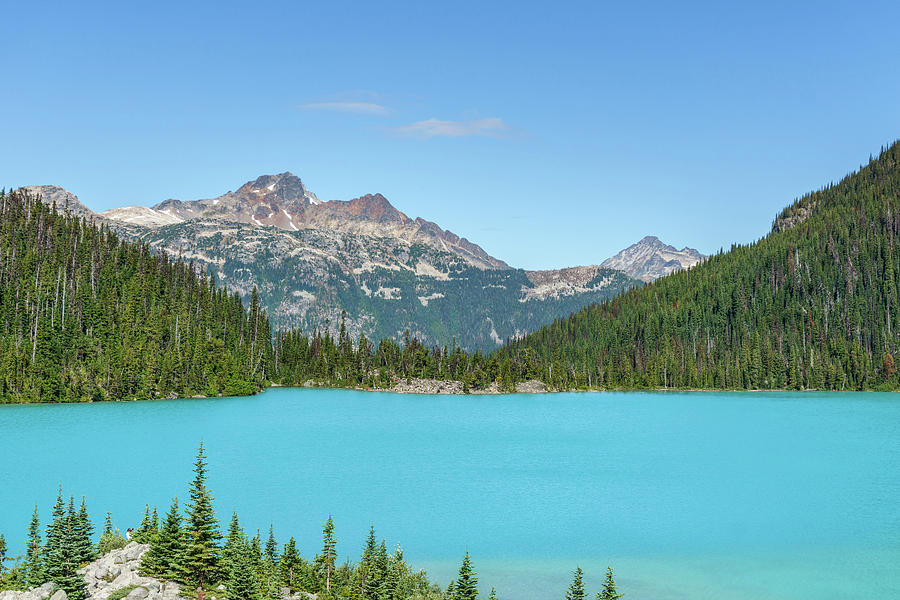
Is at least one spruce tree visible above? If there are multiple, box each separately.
[102,513,113,536]
[226,538,260,600]
[24,505,43,586]
[264,525,278,565]
[73,497,96,564]
[320,515,337,593]
[44,495,85,600]
[596,567,622,600]
[374,540,388,600]
[453,551,477,600]
[280,537,301,591]
[566,567,584,600]
[359,526,378,599]
[488,588,497,600]
[223,513,244,574]
[263,525,279,599]
[134,505,156,543]
[43,487,66,572]
[183,443,221,588]
[141,497,185,582]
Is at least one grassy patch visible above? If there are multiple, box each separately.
[108,585,145,600]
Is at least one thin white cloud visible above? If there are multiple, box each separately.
[300,101,391,115]
[390,117,509,138]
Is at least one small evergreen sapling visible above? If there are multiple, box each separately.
[453,551,478,600]
[596,567,623,600]
[566,567,585,600]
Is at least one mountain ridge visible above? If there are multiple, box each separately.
[16,174,699,350]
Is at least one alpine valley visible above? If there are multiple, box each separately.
[22,175,704,351]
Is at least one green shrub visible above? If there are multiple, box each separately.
[108,585,142,600]
[98,531,128,556]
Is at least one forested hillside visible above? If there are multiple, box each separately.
[8,141,900,401]
[501,141,900,390]
[0,190,271,403]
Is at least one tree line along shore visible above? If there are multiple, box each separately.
[4,142,900,403]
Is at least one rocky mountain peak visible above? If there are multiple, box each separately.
[235,172,320,206]
[19,185,96,220]
[601,236,705,282]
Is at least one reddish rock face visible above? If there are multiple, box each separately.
[330,194,409,223]
[132,172,510,270]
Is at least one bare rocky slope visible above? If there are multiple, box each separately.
[19,175,695,351]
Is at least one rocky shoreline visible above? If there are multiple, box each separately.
[293,378,548,395]
[0,543,181,600]
[0,543,315,600]
[384,378,547,394]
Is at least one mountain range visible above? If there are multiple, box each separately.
[22,174,705,350]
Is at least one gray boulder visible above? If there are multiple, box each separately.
[124,588,149,600]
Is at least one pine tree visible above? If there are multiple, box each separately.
[102,513,113,536]
[453,551,477,600]
[183,442,221,588]
[596,567,622,600]
[320,515,337,593]
[566,567,584,600]
[141,498,185,582]
[24,505,44,586]
[488,588,497,600]
[280,537,301,591]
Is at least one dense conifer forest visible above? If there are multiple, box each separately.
[501,141,900,390]
[0,191,271,402]
[0,445,626,600]
[4,140,900,401]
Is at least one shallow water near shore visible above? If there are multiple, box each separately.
[1,389,899,599]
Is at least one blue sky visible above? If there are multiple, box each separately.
[2,0,898,269]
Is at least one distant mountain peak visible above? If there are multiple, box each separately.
[601,236,705,282]
[92,172,507,270]
[235,172,321,206]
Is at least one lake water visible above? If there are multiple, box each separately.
[1,389,899,599]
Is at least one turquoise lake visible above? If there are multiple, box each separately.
[1,389,899,599]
